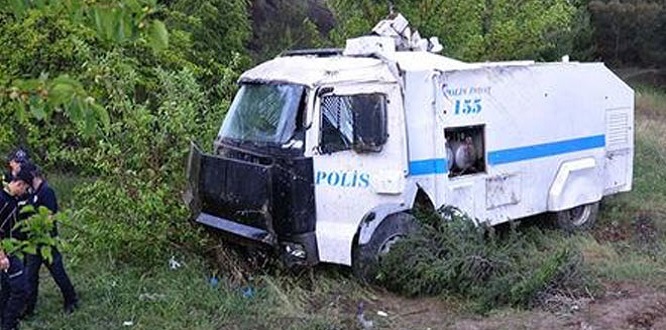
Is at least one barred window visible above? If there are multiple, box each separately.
[320,93,387,153]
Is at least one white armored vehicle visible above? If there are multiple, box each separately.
[185,14,634,277]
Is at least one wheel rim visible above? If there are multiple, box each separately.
[378,234,403,256]
[568,204,591,226]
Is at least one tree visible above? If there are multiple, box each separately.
[249,0,331,61]
[327,0,580,62]
[0,0,170,137]
[166,0,253,97]
[0,0,249,265]
[589,0,666,67]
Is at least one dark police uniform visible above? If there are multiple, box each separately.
[23,179,78,315]
[0,188,28,330]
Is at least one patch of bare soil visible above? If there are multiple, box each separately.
[350,283,666,330]
[593,221,633,243]
[356,291,461,329]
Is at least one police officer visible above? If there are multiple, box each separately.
[23,166,78,316]
[2,148,30,188]
[0,167,33,330]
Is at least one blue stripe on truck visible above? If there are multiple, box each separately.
[408,135,605,175]
[409,158,448,176]
[488,135,606,165]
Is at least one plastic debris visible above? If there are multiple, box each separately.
[209,276,220,288]
[123,321,134,326]
[242,286,255,298]
[168,256,182,270]
[377,310,388,317]
[356,302,374,330]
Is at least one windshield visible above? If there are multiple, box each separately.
[219,83,305,145]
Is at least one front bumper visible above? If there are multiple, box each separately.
[195,212,276,245]
[186,141,319,266]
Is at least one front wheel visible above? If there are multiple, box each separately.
[352,212,419,283]
[552,202,599,233]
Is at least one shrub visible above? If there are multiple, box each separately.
[377,207,597,313]
[67,65,230,268]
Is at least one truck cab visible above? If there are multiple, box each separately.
[186,51,413,267]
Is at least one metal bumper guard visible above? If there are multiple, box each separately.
[186,142,318,265]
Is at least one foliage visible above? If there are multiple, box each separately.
[0,205,68,262]
[377,208,597,312]
[0,0,248,268]
[165,0,253,99]
[4,0,169,49]
[249,0,330,61]
[0,7,98,149]
[68,65,230,267]
[589,0,666,67]
[0,0,171,135]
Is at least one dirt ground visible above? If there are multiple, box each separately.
[354,214,666,330]
[353,282,666,330]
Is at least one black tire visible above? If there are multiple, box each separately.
[553,202,599,233]
[352,212,419,283]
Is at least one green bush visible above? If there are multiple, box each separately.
[0,1,249,268]
[67,65,230,267]
[377,208,597,312]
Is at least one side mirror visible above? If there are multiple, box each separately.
[353,95,388,153]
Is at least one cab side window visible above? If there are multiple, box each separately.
[320,93,388,154]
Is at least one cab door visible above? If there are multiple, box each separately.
[305,82,408,265]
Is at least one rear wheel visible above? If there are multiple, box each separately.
[352,212,419,283]
[553,202,599,233]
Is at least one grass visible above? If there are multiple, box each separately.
[19,85,666,329]
[21,175,369,329]
[23,258,249,329]
[21,248,368,329]
[18,175,352,329]
[581,85,666,286]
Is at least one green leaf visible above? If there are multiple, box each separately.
[41,245,53,263]
[148,20,168,51]
[91,102,110,128]
[67,97,83,123]
[49,85,76,107]
[120,12,134,40]
[125,0,142,12]
[103,7,117,42]
[52,75,84,90]
[64,0,84,22]
[12,101,28,122]
[29,102,47,120]
[113,7,128,42]
[92,6,104,39]
[24,245,37,255]
[49,75,85,111]
[82,104,97,136]
[19,205,35,215]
